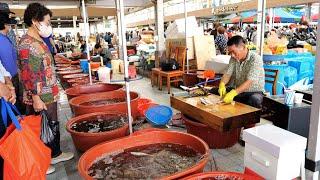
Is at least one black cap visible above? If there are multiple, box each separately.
[0,13,17,25]
[0,3,15,14]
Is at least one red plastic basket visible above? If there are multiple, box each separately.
[137,103,158,117]
[138,98,152,107]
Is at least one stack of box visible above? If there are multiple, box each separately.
[165,16,203,39]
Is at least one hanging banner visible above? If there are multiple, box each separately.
[212,5,239,15]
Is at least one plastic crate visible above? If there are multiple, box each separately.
[284,67,298,87]
[263,55,286,62]
[298,71,314,81]
[287,59,313,74]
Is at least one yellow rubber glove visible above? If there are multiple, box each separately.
[218,82,227,97]
[223,89,238,104]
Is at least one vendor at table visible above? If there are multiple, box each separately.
[210,35,265,108]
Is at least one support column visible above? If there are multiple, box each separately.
[116,0,133,135]
[268,8,274,32]
[81,0,92,84]
[256,0,266,57]
[73,16,77,40]
[305,3,312,22]
[116,1,123,60]
[184,0,189,73]
[22,23,26,34]
[305,5,320,180]
[154,0,165,68]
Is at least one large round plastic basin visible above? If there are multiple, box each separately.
[62,73,88,81]
[69,90,140,118]
[78,130,209,180]
[182,114,240,149]
[66,112,129,152]
[65,83,123,100]
[182,172,263,180]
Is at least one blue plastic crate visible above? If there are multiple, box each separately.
[298,71,314,81]
[80,59,89,73]
[284,67,298,87]
[263,55,286,62]
[287,60,313,74]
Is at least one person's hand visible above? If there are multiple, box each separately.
[7,85,16,104]
[0,83,11,101]
[32,95,47,112]
[223,89,238,104]
[218,82,227,97]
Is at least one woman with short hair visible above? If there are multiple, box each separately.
[215,26,228,55]
[18,3,74,175]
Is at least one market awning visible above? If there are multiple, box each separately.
[222,11,256,24]
[312,13,319,21]
[10,7,117,17]
[242,8,301,23]
[231,16,241,23]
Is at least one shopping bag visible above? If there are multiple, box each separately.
[5,102,41,136]
[0,99,51,180]
[48,120,60,157]
[40,111,55,144]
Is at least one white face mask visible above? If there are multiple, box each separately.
[37,22,52,38]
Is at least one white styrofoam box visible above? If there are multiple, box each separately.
[165,16,201,39]
[244,124,307,180]
[204,55,231,73]
[128,55,140,62]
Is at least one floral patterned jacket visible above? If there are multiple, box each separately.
[18,34,58,105]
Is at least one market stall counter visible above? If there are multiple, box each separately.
[170,94,260,148]
[171,94,260,131]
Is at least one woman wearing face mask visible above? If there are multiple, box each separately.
[18,3,74,175]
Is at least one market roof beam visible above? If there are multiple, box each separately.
[3,0,155,8]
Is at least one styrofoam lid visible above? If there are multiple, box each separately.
[243,124,307,158]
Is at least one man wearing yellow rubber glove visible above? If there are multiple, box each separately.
[211,35,265,108]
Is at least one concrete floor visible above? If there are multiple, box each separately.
[47,77,271,179]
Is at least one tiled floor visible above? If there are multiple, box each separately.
[47,77,271,179]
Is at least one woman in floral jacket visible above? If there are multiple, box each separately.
[18,3,73,175]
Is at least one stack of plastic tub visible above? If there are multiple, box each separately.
[284,67,298,87]
[285,52,315,82]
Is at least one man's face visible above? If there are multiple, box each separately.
[228,44,246,61]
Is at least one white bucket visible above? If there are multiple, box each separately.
[294,93,304,104]
[120,61,124,74]
[111,60,121,74]
[97,67,111,83]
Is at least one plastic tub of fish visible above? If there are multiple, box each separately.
[182,172,264,180]
[78,130,209,179]
[66,112,129,152]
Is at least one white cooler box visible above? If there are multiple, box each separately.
[204,55,230,73]
[243,124,307,180]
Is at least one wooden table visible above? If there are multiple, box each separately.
[170,94,261,132]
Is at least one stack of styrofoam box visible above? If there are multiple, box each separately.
[243,124,307,180]
[165,16,203,39]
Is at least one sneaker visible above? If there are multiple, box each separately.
[51,152,74,165]
[46,165,55,175]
